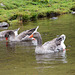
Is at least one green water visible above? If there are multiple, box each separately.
[0,14,75,75]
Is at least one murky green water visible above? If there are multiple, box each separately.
[0,14,75,75]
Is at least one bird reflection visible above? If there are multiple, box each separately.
[5,41,35,53]
[5,41,67,64]
[6,42,16,53]
[35,51,67,64]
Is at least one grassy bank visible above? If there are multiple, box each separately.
[0,0,75,25]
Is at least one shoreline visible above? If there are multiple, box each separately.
[0,0,75,25]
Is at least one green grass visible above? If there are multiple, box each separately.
[0,0,75,25]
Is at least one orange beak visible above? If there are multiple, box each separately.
[32,38,35,40]
[29,34,33,38]
[29,34,35,40]
[5,37,8,41]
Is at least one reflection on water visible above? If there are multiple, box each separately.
[35,52,67,64]
[0,37,5,41]
[5,41,67,71]
[6,41,35,53]
[6,42,16,53]
[5,41,67,65]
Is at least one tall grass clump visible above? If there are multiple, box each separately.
[22,15,30,22]
[30,13,38,21]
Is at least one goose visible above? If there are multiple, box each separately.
[5,26,39,42]
[29,32,66,54]
[0,28,20,37]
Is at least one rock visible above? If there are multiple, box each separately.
[0,22,9,28]
[0,3,5,7]
[50,17,58,20]
[71,11,75,14]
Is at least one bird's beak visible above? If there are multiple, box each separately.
[29,34,33,38]
[5,37,8,41]
[29,34,35,40]
[32,37,35,40]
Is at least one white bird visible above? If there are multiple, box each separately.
[29,32,66,54]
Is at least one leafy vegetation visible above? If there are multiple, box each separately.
[0,0,75,25]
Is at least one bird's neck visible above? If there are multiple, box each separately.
[9,35,15,41]
[37,36,42,46]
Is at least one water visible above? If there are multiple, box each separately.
[0,14,75,75]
